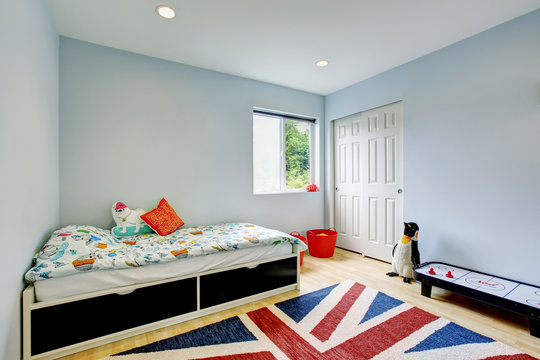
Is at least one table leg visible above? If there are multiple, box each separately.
[530,317,540,338]
[421,282,432,298]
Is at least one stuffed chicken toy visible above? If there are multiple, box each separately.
[386,222,420,283]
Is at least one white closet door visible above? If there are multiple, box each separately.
[334,102,403,262]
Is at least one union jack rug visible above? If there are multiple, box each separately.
[110,280,537,359]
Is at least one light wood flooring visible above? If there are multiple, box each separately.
[60,248,540,359]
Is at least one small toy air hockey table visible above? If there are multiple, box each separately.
[413,261,540,338]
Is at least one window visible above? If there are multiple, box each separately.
[253,109,318,194]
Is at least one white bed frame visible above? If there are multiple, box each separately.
[22,245,300,360]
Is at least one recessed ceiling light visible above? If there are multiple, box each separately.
[316,59,329,67]
[156,5,176,19]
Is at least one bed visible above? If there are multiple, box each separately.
[23,222,306,360]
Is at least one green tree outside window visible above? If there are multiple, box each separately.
[285,120,311,189]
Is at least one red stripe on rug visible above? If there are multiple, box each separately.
[198,351,277,360]
[248,307,327,359]
[249,304,438,360]
[480,354,538,360]
[325,306,439,359]
[310,282,365,342]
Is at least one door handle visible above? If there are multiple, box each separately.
[397,188,403,194]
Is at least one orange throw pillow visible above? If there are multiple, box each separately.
[141,198,184,236]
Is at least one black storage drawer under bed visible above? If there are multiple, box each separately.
[200,256,297,308]
[31,277,197,356]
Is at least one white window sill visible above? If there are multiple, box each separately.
[253,189,319,195]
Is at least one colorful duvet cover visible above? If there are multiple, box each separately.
[25,223,307,283]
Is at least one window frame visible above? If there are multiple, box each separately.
[253,108,319,195]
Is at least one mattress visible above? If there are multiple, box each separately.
[26,223,305,284]
[34,242,293,302]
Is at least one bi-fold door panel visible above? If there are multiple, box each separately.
[334,102,403,262]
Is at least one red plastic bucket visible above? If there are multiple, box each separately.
[289,232,307,265]
[307,228,337,258]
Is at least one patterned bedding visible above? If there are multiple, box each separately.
[25,223,307,283]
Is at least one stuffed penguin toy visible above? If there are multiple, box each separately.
[386,222,420,283]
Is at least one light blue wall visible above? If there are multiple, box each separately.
[59,38,324,234]
[0,1,59,359]
[325,9,540,285]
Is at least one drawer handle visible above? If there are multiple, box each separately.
[116,289,135,295]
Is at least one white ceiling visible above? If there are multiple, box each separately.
[46,0,540,95]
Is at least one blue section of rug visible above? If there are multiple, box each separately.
[113,316,256,356]
[275,283,338,323]
[405,322,495,353]
[359,291,404,324]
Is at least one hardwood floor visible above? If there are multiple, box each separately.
[60,248,540,359]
